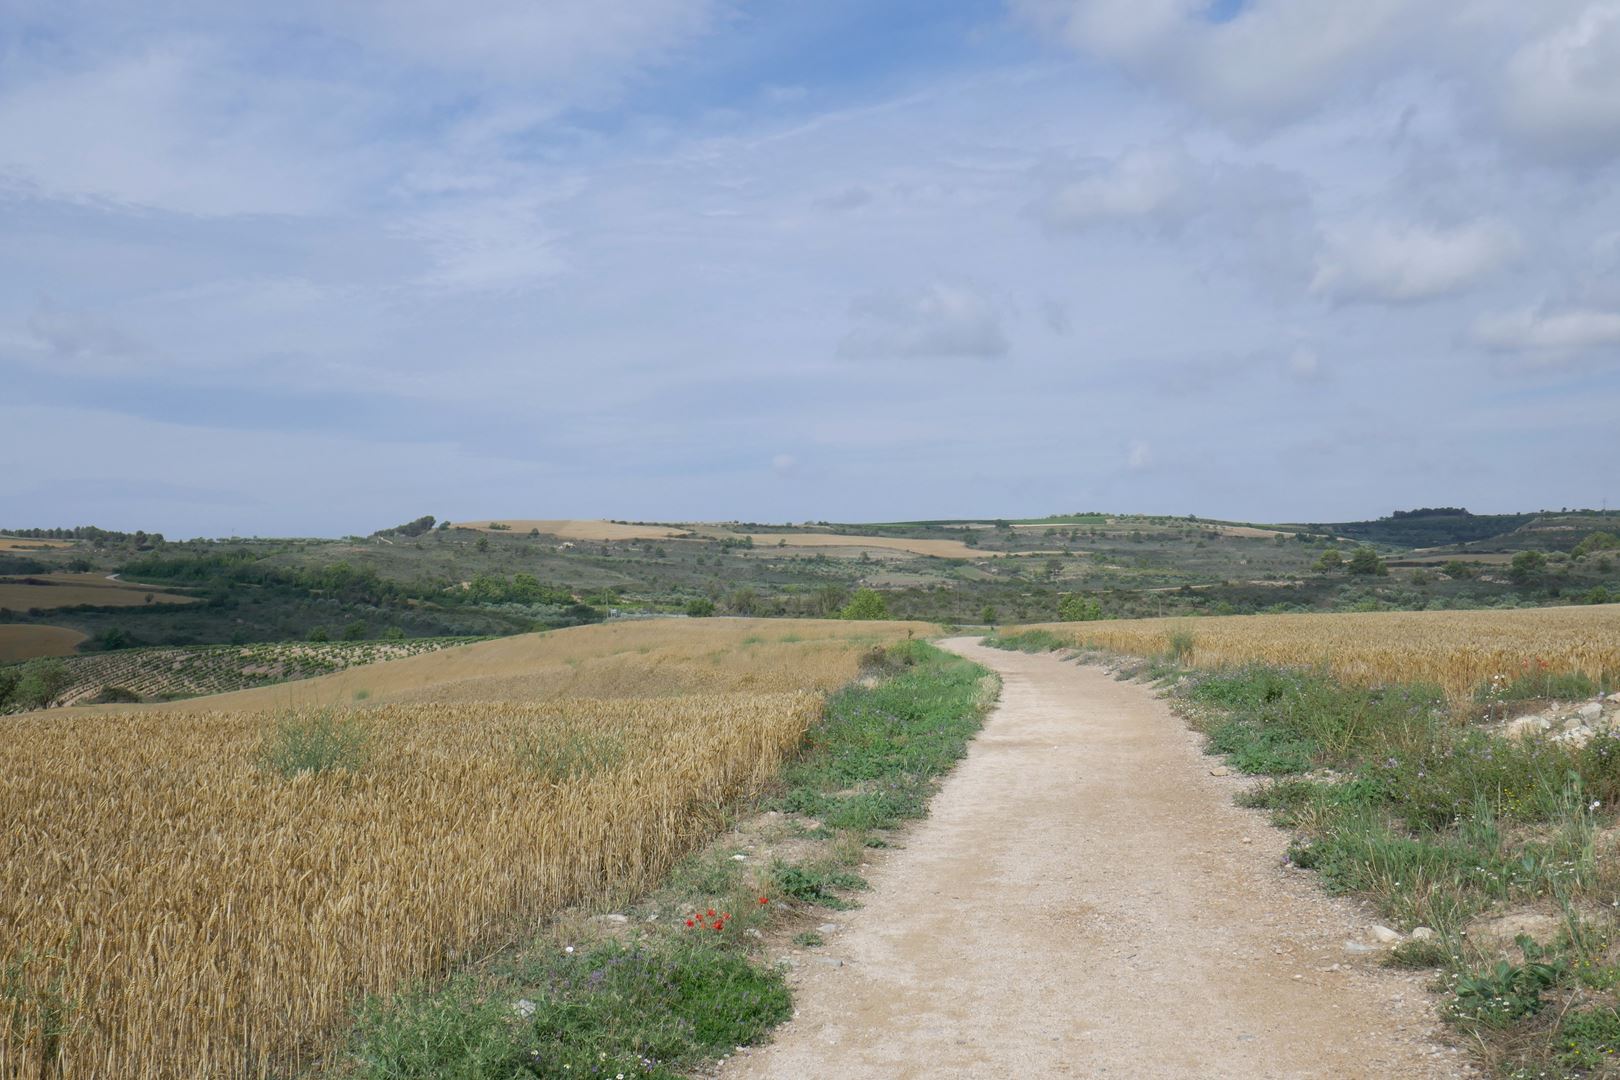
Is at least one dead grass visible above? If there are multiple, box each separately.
[0,537,74,551]
[0,624,87,661]
[0,572,197,610]
[454,519,691,541]
[1017,604,1620,699]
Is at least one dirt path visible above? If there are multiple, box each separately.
[721,638,1471,1079]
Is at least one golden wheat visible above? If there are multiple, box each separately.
[1023,604,1620,698]
[0,618,926,1079]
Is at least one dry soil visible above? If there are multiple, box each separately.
[721,638,1473,1080]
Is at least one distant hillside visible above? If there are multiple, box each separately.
[1303,509,1620,551]
[1316,509,1534,548]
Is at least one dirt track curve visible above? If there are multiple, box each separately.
[720,637,1472,1079]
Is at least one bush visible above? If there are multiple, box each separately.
[306,627,330,643]
[1442,560,1476,579]
[12,658,70,710]
[839,588,889,620]
[1346,547,1387,576]
[1057,593,1102,621]
[684,597,716,618]
[256,710,371,776]
[1315,548,1344,573]
[1510,550,1547,587]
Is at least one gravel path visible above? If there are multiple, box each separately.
[720,638,1473,1079]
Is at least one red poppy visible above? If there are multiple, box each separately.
[714,924,724,932]
[685,919,695,927]
[707,909,716,917]
[758,896,769,905]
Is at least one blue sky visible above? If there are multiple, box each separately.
[3,0,1619,537]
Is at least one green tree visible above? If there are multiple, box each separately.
[1442,560,1476,580]
[474,535,490,553]
[1509,549,1548,587]
[980,604,997,625]
[1058,593,1102,622]
[839,588,889,620]
[14,658,70,709]
[342,620,368,641]
[1314,548,1344,573]
[684,597,716,617]
[1346,547,1387,576]
[307,626,331,642]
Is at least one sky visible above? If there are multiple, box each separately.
[3,0,1619,537]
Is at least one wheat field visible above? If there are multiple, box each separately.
[1022,604,1620,698]
[0,618,927,1079]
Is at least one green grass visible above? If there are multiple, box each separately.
[339,639,996,1080]
[769,640,998,834]
[1159,661,1620,1077]
[256,710,371,777]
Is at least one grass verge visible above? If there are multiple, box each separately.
[332,640,997,1079]
[986,627,1620,1079]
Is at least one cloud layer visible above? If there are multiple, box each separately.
[1,2,1617,534]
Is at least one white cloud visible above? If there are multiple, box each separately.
[1311,219,1518,304]
[1126,439,1154,470]
[1471,306,1620,356]
[1015,0,1431,126]
[1035,144,1194,230]
[1499,2,1620,161]
[840,284,1009,360]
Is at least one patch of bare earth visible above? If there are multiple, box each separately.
[719,639,1473,1079]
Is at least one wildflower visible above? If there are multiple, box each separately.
[758,896,769,905]
[1593,800,1602,811]
[565,946,575,954]
[685,919,695,927]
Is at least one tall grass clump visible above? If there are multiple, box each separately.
[257,709,372,776]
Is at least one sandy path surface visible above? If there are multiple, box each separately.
[721,638,1472,1079]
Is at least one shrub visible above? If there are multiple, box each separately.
[839,588,889,621]
[1315,548,1344,573]
[256,710,371,777]
[13,658,70,710]
[684,597,716,618]
[1510,550,1548,587]
[1346,547,1387,576]
[1058,593,1103,622]
[1442,560,1476,579]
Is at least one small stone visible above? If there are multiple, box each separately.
[1292,974,1303,980]
[512,999,536,1018]
[1209,766,1231,777]
[1241,837,1253,845]
[817,923,840,933]
[1410,926,1436,942]
[817,957,844,968]
[594,913,629,925]
[1370,925,1401,944]
[1343,941,1379,955]
[1579,702,1604,721]
[732,854,748,861]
